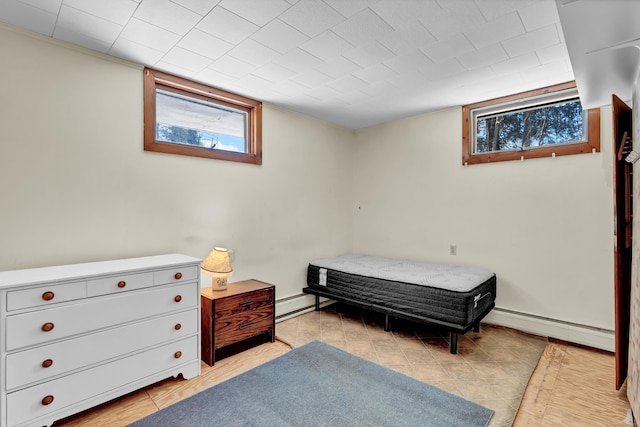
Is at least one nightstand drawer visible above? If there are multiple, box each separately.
[201,279,275,366]
[214,308,273,349]
[214,289,273,319]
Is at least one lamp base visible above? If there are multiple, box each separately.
[211,276,228,291]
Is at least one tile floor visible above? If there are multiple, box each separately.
[51,303,632,426]
[276,304,548,427]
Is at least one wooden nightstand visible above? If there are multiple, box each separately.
[201,279,275,366]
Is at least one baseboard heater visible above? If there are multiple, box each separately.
[275,296,615,352]
[484,307,614,352]
[275,293,331,322]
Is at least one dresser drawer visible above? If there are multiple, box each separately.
[87,271,153,297]
[6,309,198,391]
[214,288,273,319]
[6,282,86,312]
[6,282,198,351]
[7,335,198,427]
[154,266,198,285]
[214,307,273,349]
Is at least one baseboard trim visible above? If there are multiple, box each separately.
[484,308,615,352]
[275,293,332,322]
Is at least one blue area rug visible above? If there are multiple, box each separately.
[129,341,493,427]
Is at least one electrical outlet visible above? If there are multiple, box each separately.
[449,245,457,256]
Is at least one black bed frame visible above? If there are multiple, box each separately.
[303,287,495,354]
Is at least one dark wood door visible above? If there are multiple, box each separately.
[612,94,632,390]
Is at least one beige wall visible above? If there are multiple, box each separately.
[351,107,615,331]
[0,23,617,340]
[0,25,353,301]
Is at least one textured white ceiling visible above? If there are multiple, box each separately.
[0,0,576,129]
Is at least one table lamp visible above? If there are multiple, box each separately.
[201,247,233,290]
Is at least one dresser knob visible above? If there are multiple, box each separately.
[41,395,54,406]
[174,351,182,359]
[174,295,182,303]
[117,281,126,288]
[41,322,55,332]
[174,272,182,280]
[174,323,182,330]
[41,291,55,301]
[42,359,54,368]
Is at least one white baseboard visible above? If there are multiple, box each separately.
[484,308,615,352]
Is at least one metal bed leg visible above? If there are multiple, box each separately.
[384,314,390,331]
[449,332,458,354]
[315,295,320,311]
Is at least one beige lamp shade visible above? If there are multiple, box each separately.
[201,247,233,274]
[201,247,233,291]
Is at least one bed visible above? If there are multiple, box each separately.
[302,254,496,354]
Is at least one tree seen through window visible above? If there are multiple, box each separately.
[462,82,600,165]
[475,99,585,153]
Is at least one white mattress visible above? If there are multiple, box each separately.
[310,254,494,293]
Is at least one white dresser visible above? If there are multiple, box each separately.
[0,254,201,427]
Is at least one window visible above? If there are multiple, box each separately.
[462,82,599,165]
[144,68,262,165]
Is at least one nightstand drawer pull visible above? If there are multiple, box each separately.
[174,272,182,280]
[174,295,182,303]
[239,322,255,330]
[117,281,126,288]
[174,351,182,359]
[174,323,182,330]
[238,300,254,307]
[41,395,54,406]
[42,359,53,368]
[41,291,55,301]
[41,322,55,332]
